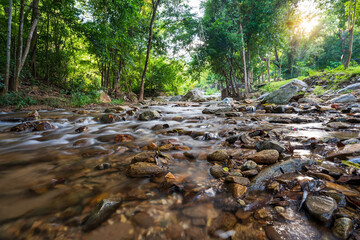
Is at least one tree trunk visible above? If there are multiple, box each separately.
[279,54,283,81]
[4,0,13,95]
[11,0,25,91]
[239,23,248,97]
[344,0,357,69]
[139,0,161,102]
[266,55,271,83]
[45,13,50,83]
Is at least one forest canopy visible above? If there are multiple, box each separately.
[0,0,360,103]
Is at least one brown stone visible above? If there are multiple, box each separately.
[248,150,279,164]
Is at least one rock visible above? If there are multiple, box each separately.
[331,94,357,103]
[100,114,122,124]
[207,150,229,162]
[26,110,40,120]
[182,204,217,218]
[280,79,308,91]
[126,162,164,177]
[114,134,135,143]
[241,160,257,170]
[257,93,270,101]
[264,84,299,105]
[131,152,157,164]
[85,222,134,240]
[272,105,286,113]
[233,223,266,240]
[247,150,279,165]
[225,176,250,185]
[210,165,226,179]
[338,82,360,93]
[169,95,183,101]
[327,122,351,129]
[327,143,360,160]
[132,212,154,228]
[229,183,247,198]
[78,110,90,114]
[95,163,111,170]
[138,110,160,121]
[332,218,353,240]
[325,192,347,206]
[181,89,204,101]
[209,212,237,235]
[75,126,88,133]
[305,195,337,222]
[202,105,233,114]
[250,158,314,190]
[10,121,54,132]
[222,97,234,105]
[254,207,272,220]
[98,90,111,103]
[242,169,258,177]
[82,199,121,231]
[151,123,169,130]
[255,140,286,154]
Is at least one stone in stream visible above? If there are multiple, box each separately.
[169,95,183,101]
[241,160,257,170]
[132,212,154,228]
[228,183,247,198]
[100,114,122,124]
[126,162,164,177]
[332,218,354,240]
[209,212,237,236]
[263,84,299,105]
[202,105,233,114]
[26,110,40,120]
[249,158,314,190]
[305,195,337,222]
[138,110,160,121]
[225,176,250,185]
[82,199,121,232]
[210,165,226,179]
[10,121,54,132]
[331,94,357,103]
[247,150,279,165]
[181,89,204,101]
[326,143,360,160]
[207,150,229,162]
[242,169,258,177]
[327,122,351,129]
[339,82,360,93]
[255,140,286,154]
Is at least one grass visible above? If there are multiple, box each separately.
[259,79,293,93]
[0,92,38,110]
[111,99,124,105]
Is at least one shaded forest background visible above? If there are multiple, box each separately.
[0,0,360,107]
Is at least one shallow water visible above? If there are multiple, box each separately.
[0,103,358,239]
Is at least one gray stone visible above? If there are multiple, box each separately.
[222,98,234,105]
[255,140,286,153]
[264,84,299,105]
[331,94,357,103]
[332,218,353,240]
[202,105,233,114]
[280,79,308,91]
[247,150,279,165]
[126,162,164,177]
[207,150,229,162]
[138,110,160,121]
[169,95,183,101]
[181,89,203,101]
[257,93,269,101]
[338,82,360,93]
[241,160,257,170]
[305,195,337,222]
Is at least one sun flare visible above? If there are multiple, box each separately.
[299,17,320,34]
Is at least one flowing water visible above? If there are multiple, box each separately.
[0,102,358,239]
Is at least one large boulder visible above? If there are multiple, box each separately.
[98,90,111,103]
[263,84,299,105]
[331,94,357,103]
[280,79,308,91]
[338,82,360,93]
[169,95,183,101]
[181,89,204,101]
[138,110,160,121]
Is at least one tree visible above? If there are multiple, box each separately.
[139,0,161,102]
[344,0,358,69]
[4,0,13,94]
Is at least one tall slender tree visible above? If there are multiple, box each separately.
[4,0,13,94]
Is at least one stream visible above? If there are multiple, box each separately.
[0,100,359,240]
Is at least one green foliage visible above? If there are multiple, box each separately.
[0,92,38,109]
[259,79,293,93]
[111,99,124,105]
[204,88,219,95]
[70,90,100,107]
[313,86,326,95]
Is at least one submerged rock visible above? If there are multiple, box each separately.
[138,110,160,121]
[100,114,122,124]
[305,195,337,222]
[263,84,299,105]
[10,121,54,132]
[126,162,164,177]
[332,218,354,240]
[82,199,121,232]
[247,150,279,165]
[255,140,286,154]
[210,165,226,179]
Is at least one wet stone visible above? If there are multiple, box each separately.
[132,212,154,228]
[327,122,351,129]
[207,149,229,162]
[126,162,164,177]
[255,140,286,154]
[254,207,272,220]
[100,114,122,124]
[247,150,279,165]
[210,165,226,179]
[305,195,337,222]
[325,192,347,206]
[242,169,258,177]
[332,218,354,240]
[82,199,121,232]
[209,212,237,235]
[241,160,257,170]
[138,110,160,121]
[225,176,250,185]
[75,126,88,133]
[229,183,247,198]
